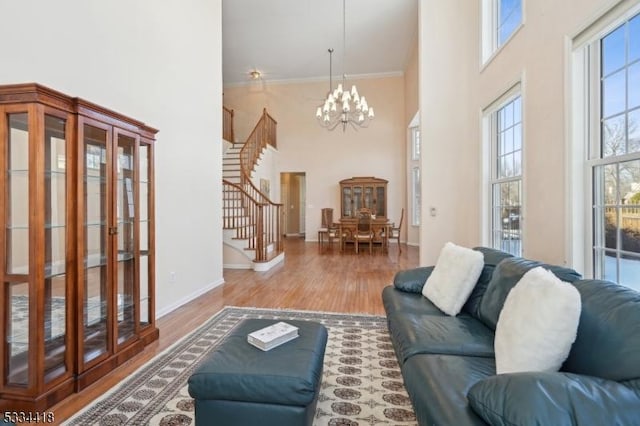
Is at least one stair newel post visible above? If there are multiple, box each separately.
[262,108,268,152]
[278,204,284,252]
[230,108,234,142]
[256,203,265,261]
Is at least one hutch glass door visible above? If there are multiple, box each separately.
[44,113,69,381]
[138,143,151,327]
[115,131,137,345]
[82,122,110,364]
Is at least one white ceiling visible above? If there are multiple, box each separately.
[222,0,419,86]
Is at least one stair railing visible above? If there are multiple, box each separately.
[231,108,283,261]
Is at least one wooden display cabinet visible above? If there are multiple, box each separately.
[339,176,388,219]
[0,83,158,410]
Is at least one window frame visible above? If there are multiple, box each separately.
[412,166,421,227]
[587,10,640,285]
[482,84,524,256]
[409,121,421,227]
[569,0,640,281]
[481,0,525,65]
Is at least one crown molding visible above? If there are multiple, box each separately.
[224,71,404,89]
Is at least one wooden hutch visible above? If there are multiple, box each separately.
[339,176,389,245]
[0,83,158,410]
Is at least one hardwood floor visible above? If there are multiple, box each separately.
[51,238,419,423]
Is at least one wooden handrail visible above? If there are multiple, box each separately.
[223,106,234,142]
[223,179,283,261]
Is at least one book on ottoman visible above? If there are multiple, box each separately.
[247,321,299,351]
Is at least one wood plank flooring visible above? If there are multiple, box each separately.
[51,238,419,423]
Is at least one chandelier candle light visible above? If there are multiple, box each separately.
[315,0,374,131]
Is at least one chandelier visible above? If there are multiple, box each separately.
[315,0,374,131]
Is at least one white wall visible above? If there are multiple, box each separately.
[0,0,224,317]
[418,0,621,267]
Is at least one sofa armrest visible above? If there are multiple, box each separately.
[467,371,640,426]
[393,266,434,293]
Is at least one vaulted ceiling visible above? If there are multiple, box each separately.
[222,0,419,86]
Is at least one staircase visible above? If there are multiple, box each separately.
[222,108,284,271]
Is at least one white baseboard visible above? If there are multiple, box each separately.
[224,263,253,270]
[155,277,225,319]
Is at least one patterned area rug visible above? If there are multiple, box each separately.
[64,306,417,426]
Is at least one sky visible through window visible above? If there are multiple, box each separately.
[498,0,522,46]
[601,13,640,157]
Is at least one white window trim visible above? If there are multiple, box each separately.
[411,167,421,227]
[568,0,640,278]
[481,0,526,68]
[481,81,524,254]
[408,111,421,228]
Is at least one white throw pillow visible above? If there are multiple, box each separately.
[422,242,484,316]
[494,266,582,374]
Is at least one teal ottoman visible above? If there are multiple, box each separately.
[188,319,328,426]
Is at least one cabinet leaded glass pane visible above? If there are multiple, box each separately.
[353,187,362,213]
[342,187,352,217]
[364,187,373,210]
[376,186,385,217]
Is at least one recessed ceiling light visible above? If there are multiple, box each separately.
[249,70,261,80]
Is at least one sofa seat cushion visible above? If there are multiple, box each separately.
[387,311,495,364]
[382,286,446,316]
[477,257,582,330]
[402,354,494,426]
[468,371,640,426]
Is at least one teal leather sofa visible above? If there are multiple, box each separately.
[382,247,640,425]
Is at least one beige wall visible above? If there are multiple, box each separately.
[224,75,406,239]
[418,0,625,268]
[0,0,224,317]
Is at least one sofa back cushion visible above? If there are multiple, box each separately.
[476,257,582,330]
[462,247,514,317]
[563,279,640,381]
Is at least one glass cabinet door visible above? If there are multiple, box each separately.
[82,123,110,364]
[139,143,151,328]
[43,113,69,381]
[4,112,30,386]
[353,186,363,213]
[115,132,137,345]
[342,187,352,217]
[375,186,386,217]
[364,186,373,211]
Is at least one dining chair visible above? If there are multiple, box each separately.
[318,208,334,249]
[389,208,404,252]
[354,208,374,254]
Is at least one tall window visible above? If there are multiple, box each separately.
[591,13,640,288]
[489,95,523,256]
[482,0,523,62]
[410,126,421,226]
[498,0,523,47]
